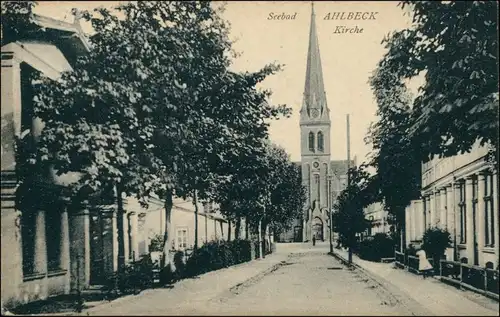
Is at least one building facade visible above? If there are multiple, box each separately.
[144,197,242,257]
[364,202,389,236]
[1,14,148,309]
[279,4,354,243]
[405,141,498,268]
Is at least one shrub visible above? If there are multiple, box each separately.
[422,227,452,266]
[160,264,175,285]
[230,239,252,264]
[173,251,185,280]
[357,233,395,262]
[149,234,165,252]
[184,239,252,278]
[104,255,154,295]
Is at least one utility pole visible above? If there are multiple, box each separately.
[328,175,333,253]
[347,114,353,265]
[258,198,265,259]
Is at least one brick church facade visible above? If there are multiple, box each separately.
[279,4,354,243]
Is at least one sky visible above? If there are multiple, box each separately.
[34,1,416,163]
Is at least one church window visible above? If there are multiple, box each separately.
[317,131,324,152]
[308,132,315,152]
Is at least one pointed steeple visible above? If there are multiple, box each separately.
[301,2,329,121]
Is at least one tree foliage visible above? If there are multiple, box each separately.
[23,1,290,267]
[1,1,38,46]
[332,164,377,248]
[366,58,422,241]
[378,1,499,163]
[214,142,306,237]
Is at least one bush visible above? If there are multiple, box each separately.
[230,239,252,264]
[173,251,185,280]
[357,233,395,262]
[104,255,154,295]
[184,239,252,278]
[149,234,164,252]
[160,264,175,285]
[422,227,452,265]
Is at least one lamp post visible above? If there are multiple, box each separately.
[328,175,333,253]
[328,172,342,254]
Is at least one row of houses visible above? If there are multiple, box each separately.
[362,141,498,269]
[1,13,243,310]
[405,142,498,268]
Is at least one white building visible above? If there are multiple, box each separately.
[1,13,149,309]
[405,141,498,268]
[143,197,247,255]
[364,202,390,236]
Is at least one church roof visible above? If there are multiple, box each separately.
[301,3,329,120]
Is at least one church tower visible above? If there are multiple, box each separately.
[300,3,331,242]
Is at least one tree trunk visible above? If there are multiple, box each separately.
[235,216,241,240]
[258,219,263,259]
[399,206,406,254]
[162,190,173,268]
[245,216,249,240]
[194,191,199,250]
[227,220,232,242]
[116,184,126,271]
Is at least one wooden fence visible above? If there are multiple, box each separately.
[393,251,499,301]
[439,260,499,301]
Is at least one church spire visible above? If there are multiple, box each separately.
[301,1,328,121]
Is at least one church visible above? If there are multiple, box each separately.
[279,4,355,243]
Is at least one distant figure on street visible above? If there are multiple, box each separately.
[416,248,433,279]
[312,235,316,246]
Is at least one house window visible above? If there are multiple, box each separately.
[317,131,324,152]
[484,174,495,247]
[45,210,62,272]
[22,210,37,276]
[459,181,466,244]
[472,177,478,242]
[308,132,315,152]
[176,227,188,250]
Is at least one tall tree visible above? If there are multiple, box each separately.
[371,1,498,252]
[367,59,422,251]
[74,1,289,266]
[379,1,499,163]
[332,164,378,263]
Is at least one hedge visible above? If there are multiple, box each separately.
[184,239,253,278]
[357,233,395,262]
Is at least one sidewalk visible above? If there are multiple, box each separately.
[331,248,499,316]
[78,252,289,315]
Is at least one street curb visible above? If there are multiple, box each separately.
[329,250,434,316]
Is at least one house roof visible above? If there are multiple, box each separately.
[32,13,91,52]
